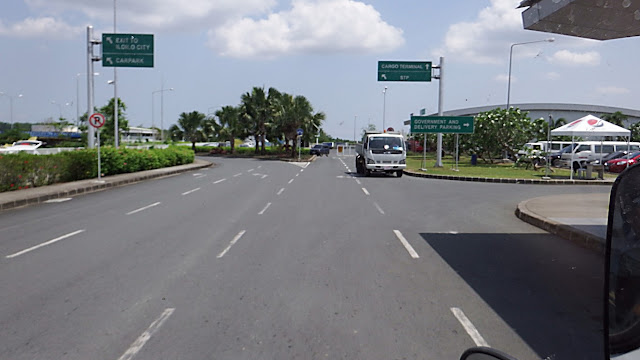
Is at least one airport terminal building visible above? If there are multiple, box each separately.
[404,103,640,127]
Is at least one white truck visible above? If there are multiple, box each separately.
[355,131,406,177]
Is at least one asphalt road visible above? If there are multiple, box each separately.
[0,153,609,360]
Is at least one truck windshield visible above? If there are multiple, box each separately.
[369,137,403,150]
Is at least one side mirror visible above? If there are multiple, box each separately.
[460,347,519,360]
[606,164,640,357]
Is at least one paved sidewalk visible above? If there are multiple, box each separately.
[0,159,212,212]
[515,192,610,253]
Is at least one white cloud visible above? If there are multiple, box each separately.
[545,72,560,80]
[596,86,630,95]
[209,0,405,58]
[548,50,601,66]
[431,0,599,65]
[0,17,80,39]
[24,0,276,31]
[494,74,511,83]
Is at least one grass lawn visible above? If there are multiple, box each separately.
[406,152,618,180]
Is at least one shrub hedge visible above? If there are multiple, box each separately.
[0,146,194,192]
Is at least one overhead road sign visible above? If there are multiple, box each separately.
[410,115,475,134]
[378,61,432,82]
[102,33,154,68]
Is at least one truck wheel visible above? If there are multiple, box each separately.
[396,170,403,178]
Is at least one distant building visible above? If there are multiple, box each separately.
[122,126,158,142]
[404,103,640,127]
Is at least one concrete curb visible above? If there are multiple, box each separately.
[515,199,605,254]
[403,169,614,185]
[0,159,213,212]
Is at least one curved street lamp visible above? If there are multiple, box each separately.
[506,38,554,111]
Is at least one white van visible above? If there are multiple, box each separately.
[516,141,573,157]
[560,141,640,168]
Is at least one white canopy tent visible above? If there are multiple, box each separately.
[550,114,631,180]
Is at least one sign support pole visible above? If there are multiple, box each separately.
[435,57,444,167]
[97,128,102,181]
[87,26,95,149]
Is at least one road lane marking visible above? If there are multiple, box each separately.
[181,188,201,195]
[393,230,419,259]
[247,169,254,172]
[194,174,207,179]
[126,202,161,215]
[258,202,272,215]
[296,174,299,177]
[361,188,370,196]
[288,179,294,184]
[261,174,268,179]
[277,188,285,196]
[117,308,176,360]
[257,165,262,169]
[217,230,246,258]
[233,173,242,177]
[213,178,226,184]
[44,198,72,203]
[374,202,385,215]
[6,229,85,259]
[451,307,489,347]
[355,179,361,185]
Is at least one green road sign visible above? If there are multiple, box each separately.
[378,61,431,82]
[410,116,475,134]
[102,33,154,68]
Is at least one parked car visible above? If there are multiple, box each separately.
[0,140,43,154]
[605,151,640,173]
[546,144,577,167]
[592,150,631,165]
[309,144,330,156]
[560,141,640,169]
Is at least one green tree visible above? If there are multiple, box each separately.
[630,121,640,142]
[241,87,276,155]
[97,97,129,146]
[215,106,244,154]
[171,111,206,151]
[602,111,629,141]
[460,107,545,163]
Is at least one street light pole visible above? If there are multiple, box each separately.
[506,38,554,111]
[382,86,388,131]
[0,92,23,125]
[152,87,174,142]
[353,115,357,142]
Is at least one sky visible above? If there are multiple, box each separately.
[0,0,638,141]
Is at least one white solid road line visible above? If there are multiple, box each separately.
[181,188,201,195]
[217,230,247,258]
[117,308,176,360]
[247,168,254,172]
[213,178,226,184]
[44,198,72,203]
[6,229,86,259]
[258,202,272,215]
[450,307,489,347]
[361,188,370,196]
[127,202,161,215]
[233,173,242,177]
[277,188,285,195]
[374,202,385,215]
[393,230,419,259]
[288,179,294,184]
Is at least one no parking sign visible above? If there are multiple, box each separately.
[89,113,106,128]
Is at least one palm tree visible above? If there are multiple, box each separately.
[215,105,243,154]
[241,87,271,155]
[174,111,206,151]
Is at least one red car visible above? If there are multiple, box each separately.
[606,151,640,173]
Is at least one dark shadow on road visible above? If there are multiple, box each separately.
[420,232,604,360]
